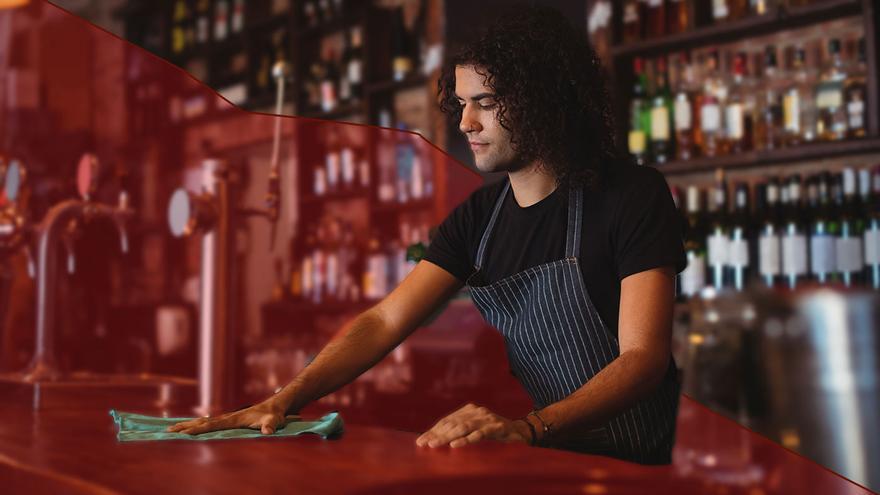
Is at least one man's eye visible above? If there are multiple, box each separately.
[479,103,497,110]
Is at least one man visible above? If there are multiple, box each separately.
[169,6,685,465]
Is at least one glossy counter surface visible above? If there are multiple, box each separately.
[0,396,872,495]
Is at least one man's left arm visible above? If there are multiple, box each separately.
[415,266,675,448]
[527,266,675,443]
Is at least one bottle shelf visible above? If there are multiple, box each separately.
[611,0,862,59]
[366,75,429,95]
[654,136,880,175]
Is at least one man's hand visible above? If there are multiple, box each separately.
[166,399,290,436]
[416,403,531,448]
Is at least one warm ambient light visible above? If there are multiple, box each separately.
[0,0,28,8]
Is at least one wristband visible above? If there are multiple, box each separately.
[528,409,553,445]
[517,418,537,446]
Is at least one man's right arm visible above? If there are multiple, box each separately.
[167,260,463,435]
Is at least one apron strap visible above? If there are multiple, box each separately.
[565,185,583,258]
[474,180,510,270]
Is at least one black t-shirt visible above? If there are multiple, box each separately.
[424,163,687,337]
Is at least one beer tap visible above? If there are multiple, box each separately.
[166,61,292,414]
[22,152,132,382]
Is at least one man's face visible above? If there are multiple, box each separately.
[454,65,522,174]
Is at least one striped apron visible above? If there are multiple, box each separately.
[465,181,680,464]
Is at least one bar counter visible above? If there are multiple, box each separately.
[0,394,872,495]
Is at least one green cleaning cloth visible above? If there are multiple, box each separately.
[109,410,344,442]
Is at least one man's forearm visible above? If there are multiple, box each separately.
[271,309,400,414]
[533,349,669,443]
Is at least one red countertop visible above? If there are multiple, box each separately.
[0,395,873,495]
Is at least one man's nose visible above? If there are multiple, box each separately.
[459,105,482,134]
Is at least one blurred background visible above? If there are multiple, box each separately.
[0,0,878,491]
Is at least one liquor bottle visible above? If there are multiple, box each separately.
[320,48,339,113]
[844,37,867,140]
[644,0,666,38]
[757,179,783,287]
[783,47,818,145]
[680,185,707,299]
[622,0,643,44]
[864,167,880,289]
[667,0,692,35]
[391,7,413,81]
[809,172,839,284]
[700,51,727,158]
[195,0,210,45]
[781,174,808,289]
[756,46,784,151]
[345,26,365,103]
[750,0,773,16]
[628,58,651,166]
[673,52,698,161]
[836,168,864,287]
[707,169,729,290]
[231,0,245,33]
[816,39,848,141]
[725,52,754,154]
[318,0,333,23]
[650,57,674,164]
[712,0,749,23]
[303,0,319,27]
[172,0,188,54]
[728,182,752,291]
[214,0,229,41]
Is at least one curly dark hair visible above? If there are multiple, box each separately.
[438,4,622,190]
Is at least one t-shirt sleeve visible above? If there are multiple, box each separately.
[423,193,480,283]
[613,168,687,280]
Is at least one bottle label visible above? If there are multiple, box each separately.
[680,255,706,296]
[651,106,670,140]
[725,103,744,139]
[782,234,808,276]
[816,85,843,109]
[729,238,749,267]
[707,232,728,266]
[864,229,880,265]
[810,235,836,275]
[628,130,647,154]
[701,103,721,132]
[759,234,780,276]
[847,99,864,129]
[623,4,638,23]
[836,236,863,273]
[674,97,692,131]
[712,0,729,19]
[783,93,800,132]
[348,60,363,84]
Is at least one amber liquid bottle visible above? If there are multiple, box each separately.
[844,38,867,140]
[667,0,692,35]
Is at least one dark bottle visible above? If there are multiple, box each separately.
[809,172,839,285]
[756,46,784,151]
[836,168,865,287]
[864,167,880,289]
[650,56,674,164]
[391,7,413,82]
[628,57,651,166]
[781,174,808,289]
[757,179,783,288]
[644,0,666,38]
[706,168,729,290]
[844,38,867,140]
[622,0,643,44]
[680,185,707,299]
[728,182,752,291]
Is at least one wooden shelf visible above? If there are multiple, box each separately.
[610,0,862,59]
[371,198,434,213]
[653,137,880,175]
[366,75,429,94]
